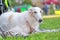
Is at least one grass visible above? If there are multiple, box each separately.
[0,17,60,40]
[40,17,60,29]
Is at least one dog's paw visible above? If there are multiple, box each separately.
[35,29,41,32]
[20,33,29,37]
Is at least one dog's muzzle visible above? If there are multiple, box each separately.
[39,19,42,23]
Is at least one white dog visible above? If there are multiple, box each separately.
[0,7,43,37]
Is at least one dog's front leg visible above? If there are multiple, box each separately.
[34,25,41,32]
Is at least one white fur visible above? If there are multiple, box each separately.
[0,7,43,36]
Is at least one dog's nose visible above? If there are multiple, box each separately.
[39,19,42,22]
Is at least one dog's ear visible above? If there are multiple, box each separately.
[28,8,32,13]
[28,7,33,13]
[28,9,34,16]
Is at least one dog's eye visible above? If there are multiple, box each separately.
[40,11,42,13]
[34,11,37,14]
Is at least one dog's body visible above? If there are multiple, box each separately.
[0,7,43,36]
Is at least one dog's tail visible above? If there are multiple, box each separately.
[39,28,60,32]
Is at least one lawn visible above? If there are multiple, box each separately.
[0,17,60,40]
[40,17,60,29]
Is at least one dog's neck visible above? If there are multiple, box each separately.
[25,12,39,33]
[27,11,38,22]
[25,11,39,27]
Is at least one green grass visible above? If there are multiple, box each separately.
[40,17,60,29]
[0,17,60,40]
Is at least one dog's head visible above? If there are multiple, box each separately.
[28,7,43,23]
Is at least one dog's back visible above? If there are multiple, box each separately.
[0,11,30,35]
